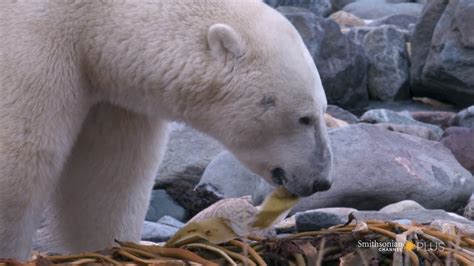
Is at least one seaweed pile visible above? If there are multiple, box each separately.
[2,217,473,266]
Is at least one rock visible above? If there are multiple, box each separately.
[430,219,474,236]
[410,0,474,106]
[275,216,297,233]
[412,97,455,109]
[197,151,272,205]
[362,99,457,115]
[329,11,366,27]
[326,105,359,123]
[265,0,332,16]
[156,179,221,220]
[295,208,357,231]
[157,216,185,228]
[331,0,356,11]
[450,106,474,129]
[141,221,179,242]
[324,113,349,128]
[345,26,376,45]
[386,0,411,3]
[352,209,473,225]
[278,7,369,110]
[410,0,448,92]
[188,196,275,238]
[360,108,444,139]
[379,200,425,213]
[363,25,410,101]
[145,189,186,222]
[464,194,474,220]
[296,208,474,232]
[368,14,419,29]
[374,123,440,140]
[155,123,223,183]
[343,2,423,19]
[410,111,455,128]
[198,124,474,213]
[440,127,474,173]
[293,124,474,212]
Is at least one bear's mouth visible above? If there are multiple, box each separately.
[271,167,287,185]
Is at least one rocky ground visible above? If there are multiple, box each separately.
[141,0,474,242]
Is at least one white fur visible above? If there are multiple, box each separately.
[0,0,331,259]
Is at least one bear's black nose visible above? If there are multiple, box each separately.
[312,179,332,193]
[271,167,287,185]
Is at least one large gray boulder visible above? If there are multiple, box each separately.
[198,124,474,213]
[343,2,423,19]
[278,7,369,110]
[155,123,223,183]
[265,0,332,16]
[297,124,473,212]
[410,0,474,106]
[363,25,410,100]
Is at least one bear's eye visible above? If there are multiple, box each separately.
[299,116,313,126]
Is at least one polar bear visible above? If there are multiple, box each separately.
[0,0,332,260]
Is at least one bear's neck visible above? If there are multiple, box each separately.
[79,1,240,122]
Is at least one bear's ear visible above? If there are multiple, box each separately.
[207,23,245,59]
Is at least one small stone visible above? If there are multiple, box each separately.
[275,216,297,234]
[379,200,425,213]
[145,190,186,222]
[295,208,357,231]
[327,105,359,124]
[353,209,473,225]
[360,109,444,139]
[141,221,179,242]
[374,123,441,140]
[329,11,366,27]
[450,106,474,129]
[463,194,474,221]
[156,216,185,229]
[410,111,455,129]
[325,113,349,128]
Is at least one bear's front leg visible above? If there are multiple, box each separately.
[35,103,169,254]
[0,96,89,260]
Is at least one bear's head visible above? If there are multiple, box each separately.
[178,4,332,197]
